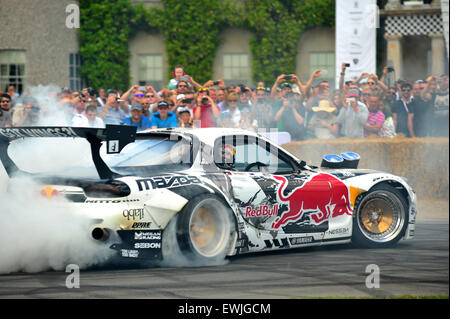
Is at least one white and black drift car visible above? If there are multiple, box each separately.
[0,125,417,263]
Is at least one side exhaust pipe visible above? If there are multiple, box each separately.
[92,227,110,241]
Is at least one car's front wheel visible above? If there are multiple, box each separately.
[162,194,236,265]
[352,183,409,248]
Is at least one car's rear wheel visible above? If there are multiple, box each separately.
[352,184,409,248]
[163,194,236,264]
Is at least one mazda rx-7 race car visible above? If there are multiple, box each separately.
[0,125,417,263]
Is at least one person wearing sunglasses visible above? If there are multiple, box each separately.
[391,82,414,137]
[238,106,257,131]
[0,94,12,127]
[221,92,241,128]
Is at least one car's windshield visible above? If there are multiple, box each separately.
[102,136,192,175]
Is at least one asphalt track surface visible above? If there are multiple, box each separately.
[0,219,448,299]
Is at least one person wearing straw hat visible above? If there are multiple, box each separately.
[307,99,339,139]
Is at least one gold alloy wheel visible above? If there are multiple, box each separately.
[361,198,394,234]
[357,191,405,243]
[188,198,230,258]
[190,207,216,249]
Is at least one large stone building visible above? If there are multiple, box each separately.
[0,0,80,93]
[381,0,448,83]
[0,0,447,94]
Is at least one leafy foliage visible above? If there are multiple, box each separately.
[78,0,334,89]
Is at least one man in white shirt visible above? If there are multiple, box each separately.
[335,89,369,138]
[72,104,105,128]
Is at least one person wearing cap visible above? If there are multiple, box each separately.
[307,100,338,139]
[151,100,177,129]
[121,104,152,132]
[334,88,369,138]
[177,107,193,128]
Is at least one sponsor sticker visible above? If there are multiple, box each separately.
[134,231,161,240]
[244,205,278,218]
[289,236,314,245]
[123,208,145,221]
[121,249,139,258]
[136,175,201,191]
[134,242,161,249]
[131,222,152,229]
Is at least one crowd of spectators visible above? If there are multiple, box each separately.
[0,63,448,140]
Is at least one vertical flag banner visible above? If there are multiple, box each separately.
[336,0,377,87]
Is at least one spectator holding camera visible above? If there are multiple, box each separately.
[193,88,221,128]
[175,92,196,117]
[99,90,128,125]
[274,94,306,141]
[334,89,368,138]
[238,106,257,131]
[14,97,41,126]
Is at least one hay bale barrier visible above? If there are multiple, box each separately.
[282,137,449,200]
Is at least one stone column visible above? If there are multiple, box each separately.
[384,34,403,80]
[429,33,446,76]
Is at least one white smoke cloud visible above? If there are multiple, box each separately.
[0,177,114,274]
[0,84,114,273]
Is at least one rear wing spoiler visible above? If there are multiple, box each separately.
[0,125,137,179]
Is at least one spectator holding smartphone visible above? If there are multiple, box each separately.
[334,88,368,138]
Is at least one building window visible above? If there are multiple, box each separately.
[0,50,26,94]
[309,52,335,87]
[69,53,84,92]
[223,53,250,85]
[138,54,163,90]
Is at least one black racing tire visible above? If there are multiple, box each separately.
[352,183,409,248]
[163,194,236,264]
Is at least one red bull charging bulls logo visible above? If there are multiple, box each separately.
[272,173,353,229]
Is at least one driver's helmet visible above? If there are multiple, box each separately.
[221,144,235,168]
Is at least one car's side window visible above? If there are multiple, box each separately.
[214,135,294,174]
